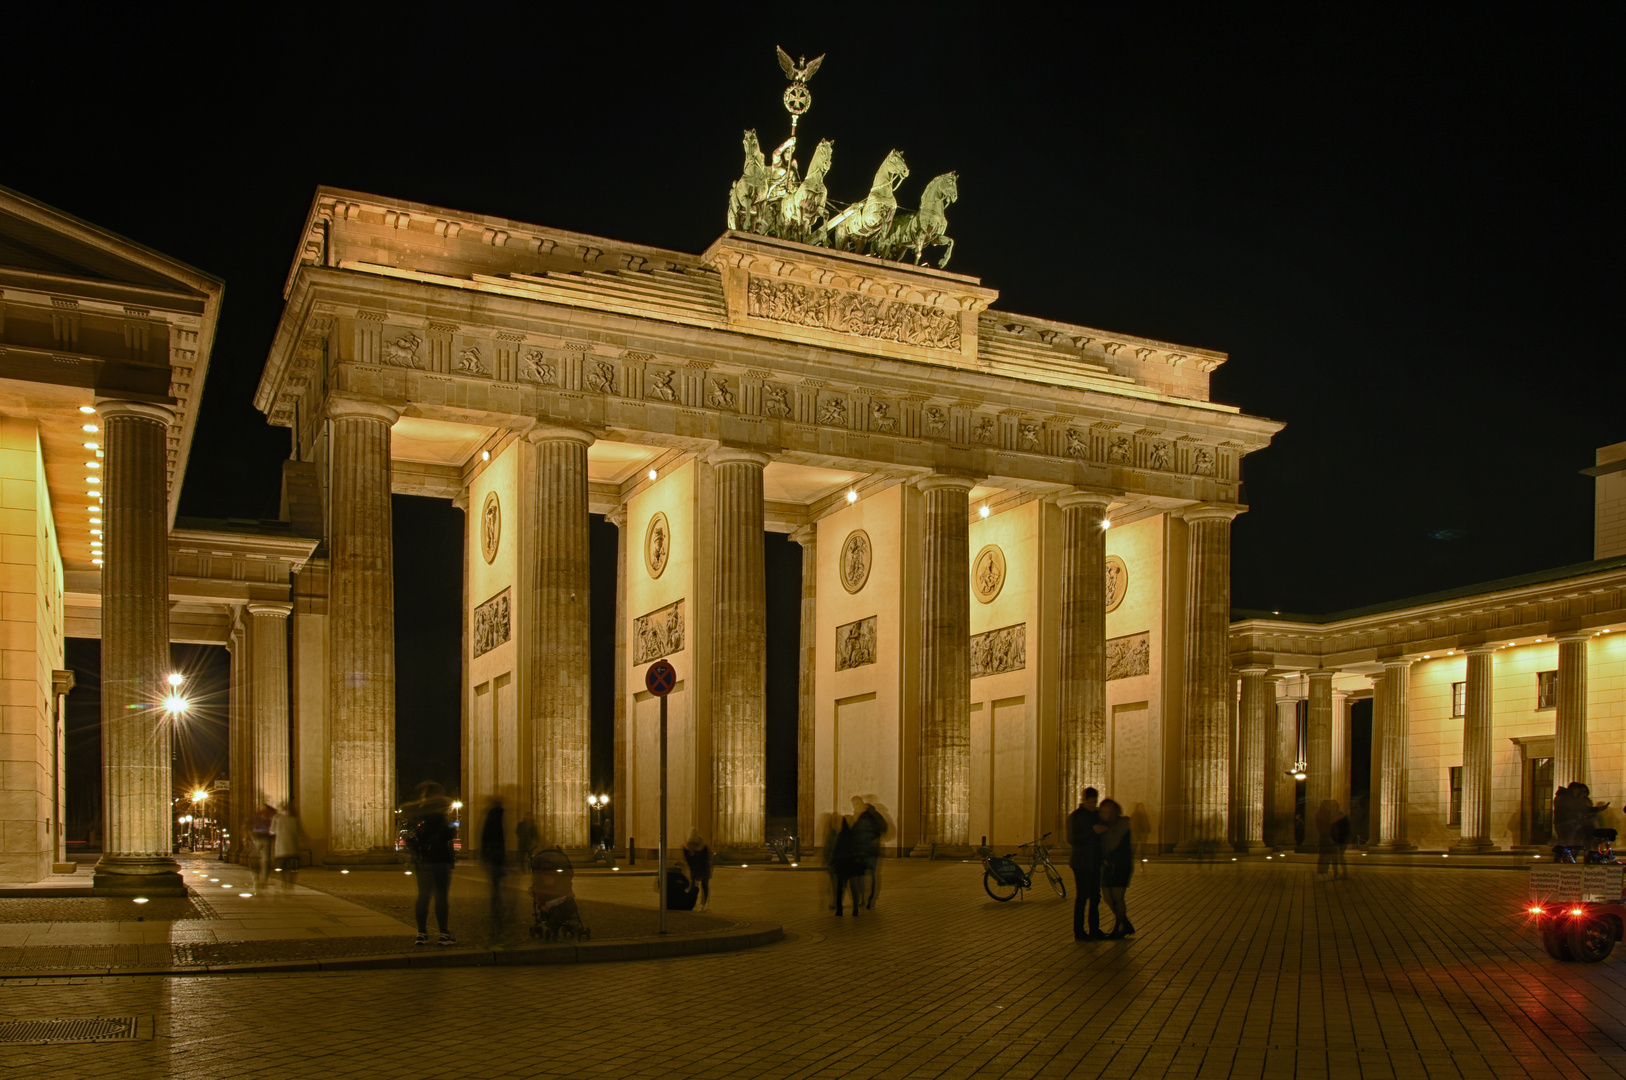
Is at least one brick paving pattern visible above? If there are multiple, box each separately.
[2,859,1623,1079]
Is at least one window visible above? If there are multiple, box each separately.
[1536,670,1558,710]
[1451,681,1466,718]
[1448,766,1464,826]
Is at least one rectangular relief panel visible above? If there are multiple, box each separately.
[835,615,877,671]
[971,623,1026,679]
[473,588,511,659]
[633,599,686,665]
[1107,631,1149,681]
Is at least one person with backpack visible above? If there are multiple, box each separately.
[401,781,457,945]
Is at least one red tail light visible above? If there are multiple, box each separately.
[1529,906,1544,914]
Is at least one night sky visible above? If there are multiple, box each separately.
[9,9,1619,815]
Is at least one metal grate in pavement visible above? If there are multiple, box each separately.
[0,1016,142,1044]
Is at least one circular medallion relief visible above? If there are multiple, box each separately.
[645,512,670,579]
[1105,555,1128,613]
[480,492,501,564]
[972,544,1007,604]
[840,530,872,594]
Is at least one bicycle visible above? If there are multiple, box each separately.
[980,833,1066,902]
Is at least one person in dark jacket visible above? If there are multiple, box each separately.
[480,797,507,925]
[850,797,888,910]
[1067,787,1103,940]
[682,829,713,911]
[828,814,866,916]
[401,781,457,945]
[1095,798,1135,938]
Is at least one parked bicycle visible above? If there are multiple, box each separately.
[980,832,1066,902]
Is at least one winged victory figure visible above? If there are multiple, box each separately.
[776,46,824,84]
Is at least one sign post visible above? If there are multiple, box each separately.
[645,658,678,935]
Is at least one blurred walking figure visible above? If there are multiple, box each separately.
[1067,787,1103,940]
[250,803,275,887]
[1329,804,1351,879]
[515,811,538,870]
[851,797,888,910]
[1315,799,1338,876]
[1094,799,1135,938]
[682,829,713,911]
[826,810,865,916]
[402,781,457,945]
[481,797,507,925]
[271,802,301,890]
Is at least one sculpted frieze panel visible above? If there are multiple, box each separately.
[819,396,847,426]
[1105,555,1127,613]
[521,349,557,385]
[382,331,422,368]
[634,599,685,665]
[840,530,872,594]
[459,346,488,375]
[762,385,792,417]
[1106,631,1149,680]
[835,615,877,671]
[645,512,670,579]
[473,588,511,659]
[973,544,1006,604]
[586,360,616,394]
[745,275,962,351]
[648,370,678,401]
[971,623,1026,679]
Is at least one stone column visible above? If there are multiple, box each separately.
[1453,645,1497,852]
[1366,674,1385,844]
[1331,688,1351,809]
[226,617,250,862]
[1057,491,1113,823]
[606,506,629,841]
[1176,506,1239,853]
[790,524,818,844]
[451,492,469,837]
[92,399,182,895]
[710,448,769,854]
[528,427,594,849]
[1299,670,1335,851]
[918,474,976,851]
[1266,688,1297,848]
[1235,666,1271,853]
[1370,659,1415,852]
[249,602,292,809]
[326,397,399,860]
[1554,632,1591,789]
[51,669,75,870]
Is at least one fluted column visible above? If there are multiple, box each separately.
[528,427,594,849]
[606,506,629,836]
[226,618,250,861]
[1235,666,1271,853]
[1057,491,1113,825]
[710,448,769,853]
[1453,645,1497,852]
[1554,632,1591,789]
[249,601,292,808]
[326,397,399,860]
[1370,658,1415,851]
[918,474,976,850]
[1266,688,1297,848]
[1299,670,1335,851]
[1176,505,1240,852]
[790,524,818,844]
[92,399,182,894]
[1331,689,1351,809]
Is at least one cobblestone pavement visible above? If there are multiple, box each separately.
[3,859,1623,1079]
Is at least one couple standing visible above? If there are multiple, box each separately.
[1067,787,1134,940]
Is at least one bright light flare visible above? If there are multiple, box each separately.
[168,673,184,686]
[192,789,209,802]
[1529,906,1544,915]
[164,695,189,714]
[979,505,990,518]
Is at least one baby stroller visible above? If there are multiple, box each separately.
[529,847,591,942]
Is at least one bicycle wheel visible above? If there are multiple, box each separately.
[984,870,1019,902]
[1044,863,1066,899]
[1568,917,1616,963]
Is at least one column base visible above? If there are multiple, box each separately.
[1366,841,1418,853]
[909,843,974,860]
[91,855,185,897]
[1172,839,1229,857]
[1449,839,1501,854]
[1234,841,1271,855]
[324,849,402,868]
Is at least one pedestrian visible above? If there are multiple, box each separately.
[1067,787,1104,940]
[1315,799,1338,875]
[401,781,457,945]
[1094,798,1135,938]
[481,797,507,925]
[1555,782,1609,858]
[828,813,865,916]
[515,811,538,870]
[271,801,301,889]
[250,803,275,888]
[1328,804,1351,879]
[682,828,713,911]
[850,796,887,909]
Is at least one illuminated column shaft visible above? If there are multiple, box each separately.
[1176,506,1239,851]
[93,399,182,894]
[607,506,629,841]
[1554,633,1590,789]
[919,474,975,848]
[1235,666,1271,852]
[249,602,292,808]
[1266,690,1296,848]
[1453,646,1496,851]
[1300,669,1335,850]
[791,524,818,843]
[1331,689,1351,809]
[711,449,769,852]
[327,398,399,857]
[529,428,593,849]
[1057,492,1112,828]
[1371,659,1415,851]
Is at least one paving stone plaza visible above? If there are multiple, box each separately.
[3,858,1625,1079]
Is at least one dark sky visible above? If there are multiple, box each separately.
[13,8,1620,807]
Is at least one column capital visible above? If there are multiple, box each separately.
[1179,502,1244,525]
[1382,657,1415,673]
[451,491,469,513]
[789,523,817,547]
[524,424,594,447]
[1555,630,1593,644]
[704,446,770,468]
[52,669,76,695]
[246,601,293,619]
[914,472,979,495]
[326,395,400,425]
[94,398,175,426]
[605,505,628,529]
[1057,489,1116,513]
[1465,643,1497,656]
[1236,664,1271,676]
[1307,668,1338,683]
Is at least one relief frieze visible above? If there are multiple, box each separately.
[745,276,962,351]
[971,623,1026,679]
[472,588,511,659]
[1107,631,1149,680]
[634,598,686,665]
[835,615,877,671]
